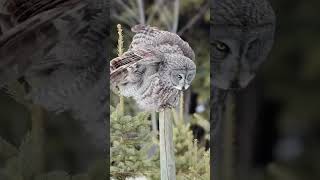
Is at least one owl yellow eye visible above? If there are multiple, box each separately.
[216,43,227,51]
[214,41,229,52]
[212,40,230,59]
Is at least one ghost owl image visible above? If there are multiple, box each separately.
[211,0,276,90]
[0,0,108,155]
[210,1,276,178]
[110,25,196,111]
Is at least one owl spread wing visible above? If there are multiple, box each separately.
[0,5,69,87]
[130,24,195,61]
[129,24,162,48]
[0,0,107,87]
[0,0,81,24]
[110,48,162,89]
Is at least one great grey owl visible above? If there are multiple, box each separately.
[110,25,196,111]
[0,0,108,155]
[211,0,276,90]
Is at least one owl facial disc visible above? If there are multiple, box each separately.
[173,73,191,91]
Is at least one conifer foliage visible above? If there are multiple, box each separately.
[110,105,158,179]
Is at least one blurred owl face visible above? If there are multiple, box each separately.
[163,54,196,91]
[211,27,274,89]
[170,69,196,90]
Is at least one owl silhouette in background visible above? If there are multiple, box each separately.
[0,0,108,154]
[110,25,196,111]
[210,0,276,178]
[211,0,276,90]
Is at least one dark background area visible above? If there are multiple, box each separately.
[235,0,320,179]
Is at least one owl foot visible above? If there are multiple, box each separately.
[158,104,173,112]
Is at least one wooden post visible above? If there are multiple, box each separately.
[151,111,158,135]
[223,94,235,180]
[211,87,228,180]
[179,91,184,123]
[159,109,176,180]
[31,104,45,173]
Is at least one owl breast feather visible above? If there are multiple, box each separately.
[133,75,179,111]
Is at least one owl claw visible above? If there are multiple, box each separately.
[157,108,164,112]
[158,104,173,111]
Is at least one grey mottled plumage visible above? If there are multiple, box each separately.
[110,25,196,111]
[0,0,108,154]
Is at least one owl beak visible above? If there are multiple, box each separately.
[174,84,189,91]
[174,76,190,91]
[174,86,183,91]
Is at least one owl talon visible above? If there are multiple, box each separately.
[158,104,173,111]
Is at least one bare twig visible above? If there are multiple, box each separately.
[117,24,124,56]
[178,2,209,36]
[146,0,164,25]
[137,0,145,24]
[112,14,136,27]
[115,0,139,23]
[172,0,180,33]
[159,6,172,30]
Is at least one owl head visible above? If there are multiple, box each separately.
[162,53,196,91]
[211,0,276,89]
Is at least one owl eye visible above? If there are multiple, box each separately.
[186,74,193,81]
[246,39,262,60]
[212,41,230,60]
[216,43,227,51]
[178,74,183,80]
[248,39,259,51]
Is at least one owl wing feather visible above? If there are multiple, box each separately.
[0,7,68,87]
[110,48,162,90]
[0,1,88,87]
[130,24,195,61]
[0,0,106,88]
[1,0,81,23]
[130,24,162,49]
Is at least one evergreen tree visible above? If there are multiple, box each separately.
[110,105,158,179]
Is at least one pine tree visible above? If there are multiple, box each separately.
[110,105,159,179]
[174,121,210,180]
